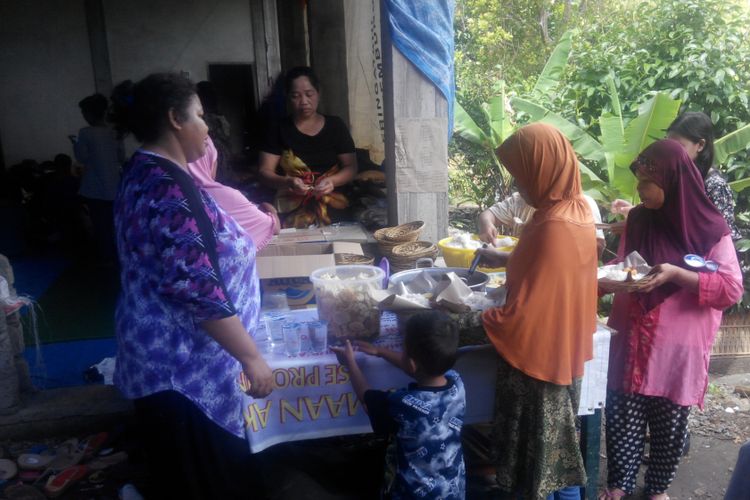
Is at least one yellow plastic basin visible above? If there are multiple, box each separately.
[437,234,517,272]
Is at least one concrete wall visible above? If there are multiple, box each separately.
[0,0,96,166]
[104,0,254,85]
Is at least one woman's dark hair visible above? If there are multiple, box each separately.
[109,72,196,143]
[78,94,109,122]
[667,112,715,178]
[284,66,320,95]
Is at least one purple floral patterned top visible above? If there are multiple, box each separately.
[113,151,260,437]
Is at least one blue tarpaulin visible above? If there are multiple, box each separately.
[383,0,456,138]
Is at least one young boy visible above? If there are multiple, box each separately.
[331,311,466,500]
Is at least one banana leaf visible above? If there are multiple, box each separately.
[612,93,681,201]
[599,112,624,182]
[729,177,750,193]
[715,124,750,165]
[531,30,572,101]
[511,97,606,165]
[454,100,489,147]
[481,82,513,147]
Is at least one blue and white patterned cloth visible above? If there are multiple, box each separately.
[113,151,260,438]
[365,370,466,499]
[383,0,456,139]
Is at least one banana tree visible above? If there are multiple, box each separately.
[716,124,750,192]
[513,67,683,203]
[453,31,574,203]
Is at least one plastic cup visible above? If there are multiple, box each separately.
[282,322,302,357]
[308,321,328,353]
[264,313,287,343]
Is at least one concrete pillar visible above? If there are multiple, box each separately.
[381,18,449,244]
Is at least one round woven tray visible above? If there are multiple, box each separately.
[334,253,375,266]
[382,221,425,241]
[389,241,439,272]
[391,241,437,257]
[374,221,424,242]
[599,275,654,293]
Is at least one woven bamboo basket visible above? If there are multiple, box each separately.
[712,312,750,357]
[381,221,425,241]
[374,221,425,256]
[389,241,439,272]
[334,253,375,266]
[598,275,655,293]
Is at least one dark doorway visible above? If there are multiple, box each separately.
[207,64,257,157]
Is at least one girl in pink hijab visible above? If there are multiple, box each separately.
[188,137,279,250]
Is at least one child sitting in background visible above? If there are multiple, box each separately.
[332,311,466,500]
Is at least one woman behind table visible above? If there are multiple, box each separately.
[466,123,598,499]
[258,66,357,228]
[188,136,280,251]
[600,139,742,500]
[612,112,741,240]
[110,73,272,499]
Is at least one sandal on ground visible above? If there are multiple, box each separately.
[81,432,109,460]
[42,439,84,473]
[598,488,626,500]
[87,451,128,470]
[43,464,89,498]
[0,458,18,480]
[17,452,55,471]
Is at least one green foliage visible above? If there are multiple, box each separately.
[557,0,750,138]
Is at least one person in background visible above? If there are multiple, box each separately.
[72,93,124,264]
[258,66,357,228]
[599,139,742,500]
[611,112,741,240]
[332,311,466,500]
[478,191,606,258]
[109,73,272,499]
[187,136,280,251]
[464,123,598,499]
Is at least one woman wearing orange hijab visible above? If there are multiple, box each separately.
[466,123,598,499]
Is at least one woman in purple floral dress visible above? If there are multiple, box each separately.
[110,73,272,499]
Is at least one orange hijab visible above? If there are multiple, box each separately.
[482,123,598,385]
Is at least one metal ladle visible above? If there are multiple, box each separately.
[463,244,488,284]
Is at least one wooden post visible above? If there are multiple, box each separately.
[580,410,602,500]
[380,6,449,244]
[250,0,281,107]
[84,0,113,95]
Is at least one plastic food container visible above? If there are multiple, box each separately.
[309,265,385,341]
[438,234,517,271]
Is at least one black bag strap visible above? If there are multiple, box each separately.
[155,157,236,311]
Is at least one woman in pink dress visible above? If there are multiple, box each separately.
[599,139,743,500]
[187,137,280,250]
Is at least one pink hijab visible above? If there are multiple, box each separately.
[187,137,276,251]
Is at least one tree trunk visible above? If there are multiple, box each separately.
[539,6,552,45]
[562,0,573,25]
